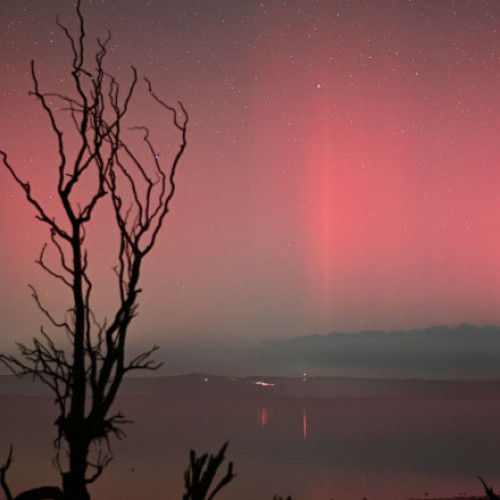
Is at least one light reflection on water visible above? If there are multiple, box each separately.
[258,405,307,439]
[303,407,307,440]
[2,396,500,500]
[258,406,270,428]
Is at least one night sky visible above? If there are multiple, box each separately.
[1,0,500,374]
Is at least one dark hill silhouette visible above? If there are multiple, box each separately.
[260,324,500,379]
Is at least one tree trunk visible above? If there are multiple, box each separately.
[63,433,90,500]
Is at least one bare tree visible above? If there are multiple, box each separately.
[0,1,187,499]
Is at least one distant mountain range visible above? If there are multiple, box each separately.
[2,323,500,397]
[1,324,499,380]
[259,324,500,379]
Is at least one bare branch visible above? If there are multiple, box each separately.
[124,345,162,372]
[0,446,14,500]
[28,285,70,331]
[85,451,113,484]
[0,152,70,241]
[36,240,73,289]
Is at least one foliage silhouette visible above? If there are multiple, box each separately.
[182,442,236,500]
[479,477,500,500]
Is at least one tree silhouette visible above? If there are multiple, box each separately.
[0,1,187,499]
[182,442,236,500]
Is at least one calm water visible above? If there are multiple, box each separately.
[1,395,500,500]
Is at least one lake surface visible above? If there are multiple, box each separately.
[1,377,500,500]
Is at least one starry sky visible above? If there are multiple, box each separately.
[1,0,500,374]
